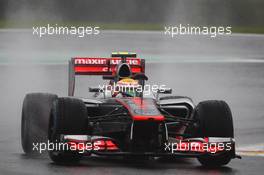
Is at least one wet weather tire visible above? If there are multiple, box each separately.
[21,93,58,154]
[194,100,234,167]
[48,97,88,164]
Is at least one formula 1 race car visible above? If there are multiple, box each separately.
[21,52,239,167]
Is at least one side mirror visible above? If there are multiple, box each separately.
[89,87,103,93]
[133,73,148,81]
[157,88,172,94]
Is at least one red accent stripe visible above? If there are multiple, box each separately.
[115,98,165,121]
[75,66,142,74]
[75,66,109,73]
[133,115,164,121]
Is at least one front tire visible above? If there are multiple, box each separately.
[48,97,88,164]
[194,100,234,167]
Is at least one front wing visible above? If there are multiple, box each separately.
[55,135,237,158]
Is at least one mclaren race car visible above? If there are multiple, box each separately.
[21,52,239,167]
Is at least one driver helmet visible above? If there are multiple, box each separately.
[113,78,140,97]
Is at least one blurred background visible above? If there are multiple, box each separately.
[0,0,264,33]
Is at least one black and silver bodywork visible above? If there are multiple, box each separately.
[21,53,239,167]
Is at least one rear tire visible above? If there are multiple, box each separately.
[21,93,58,154]
[48,97,88,164]
[194,100,234,167]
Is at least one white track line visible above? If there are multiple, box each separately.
[237,143,264,157]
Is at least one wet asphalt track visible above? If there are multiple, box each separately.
[0,30,264,174]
